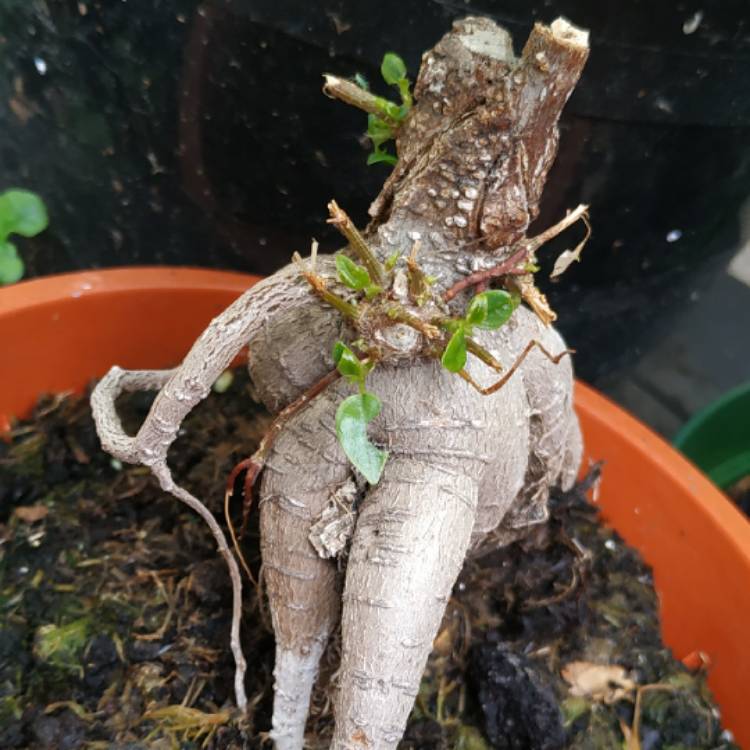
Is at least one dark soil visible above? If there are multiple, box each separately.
[0,371,737,749]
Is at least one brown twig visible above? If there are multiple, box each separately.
[458,340,574,396]
[442,247,529,302]
[624,683,677,750]
[388,306,441,339]
[442,204,590,302]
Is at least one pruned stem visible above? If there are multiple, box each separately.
[387,306,441,339]
[322,75,399,127]
[465,337,504,371]
[525,203,589,255]
[458,339,573,396]
[293,252,360,319]
[327,201,387,287]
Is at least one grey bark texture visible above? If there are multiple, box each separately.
[90,15,589,749]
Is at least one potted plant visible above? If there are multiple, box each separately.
[2,15,749,750]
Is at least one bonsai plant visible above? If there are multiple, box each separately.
[91,16,591,749]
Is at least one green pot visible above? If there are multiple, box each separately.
[674,381,750,489]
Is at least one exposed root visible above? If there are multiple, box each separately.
[151,461,249,713]
[90,366,249,712]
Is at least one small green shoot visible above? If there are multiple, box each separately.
[332,342,387,484]
[441,290,517,373]
[361,52,412,167]
[0,189,49,285]
[335,253,382,298]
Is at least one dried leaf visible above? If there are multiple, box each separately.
[550,213,591,279]
[561,660,636,704]
[308,479,358,559]
[14,504,49,523]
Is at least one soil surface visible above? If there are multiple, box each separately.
[0,371,738,749]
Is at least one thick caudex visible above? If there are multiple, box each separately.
[91,15,589,749]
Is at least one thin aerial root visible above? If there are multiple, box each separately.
[224,483,257,586]
[225,457,262,540]
[459,339,574,396]
[150,462,249,713]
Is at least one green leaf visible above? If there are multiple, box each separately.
[0,189,48,239]
[465,294,488,327]
[385,251,400,270]
[441,327,467,372]
[367,149,398,167]
[472,290,516,330]
[366,114,393,146]
[332,341,366,384]
[397,78,413,108]
[374,97,402,122]
[381,52,407,86]
[336,393,388,484]
[0,241,23,285]
[335,254,371,290]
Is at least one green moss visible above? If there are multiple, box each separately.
[33,617,90,675]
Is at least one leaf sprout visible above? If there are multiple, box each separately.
[364,52,412,167]
[332,341,387,484]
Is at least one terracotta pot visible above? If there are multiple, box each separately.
[2,268,749,745]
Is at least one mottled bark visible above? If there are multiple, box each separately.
[91,15,589,749]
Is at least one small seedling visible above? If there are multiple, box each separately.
[0,189,48,285]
